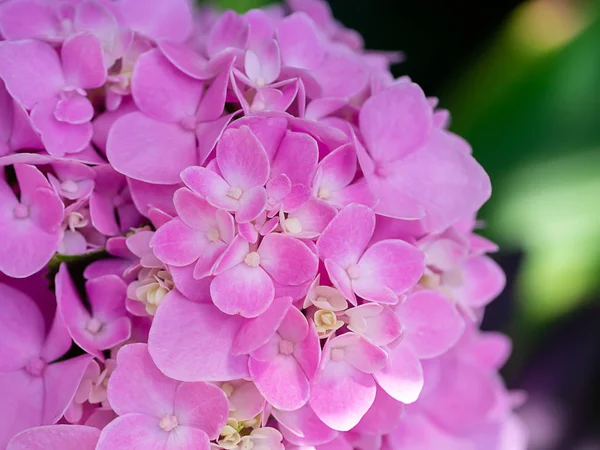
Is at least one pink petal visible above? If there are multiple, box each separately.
[54,95,94,124]
[148,292,249,381]
[0,39,62,109]
[0,0,59,41]
[330,333,388,374]
[0,371,43,448]
[284,197,337,239]
[211,263,274,318]
[96,413,170,450]
[61,33,106,89]
[89,191,120,236]
[206,10,249,58]
[454,255,505,308]
[315,143,357,192]
[384,413,470,450]
[119,0,193,42]
[217,126,270,190]
[345,304,402,346]
[324,259,355,304]
[151,218,208,267]
[353,239,425,303]
[398,290,465,359]
[108,343,178,418]
[258,233,318,286]
[359,82,432,162]
[354,387,405,436]
[271,131,318,186]
[317,203,374,268]
[313,54,369,98]
[373,341,423,404]
[237,185,267,223]
[40,303,73,363]
[250,353,310,411]
[293,319,321,380]
[0,282,45,371]
[131,49,203,122]
[309,357,376,431]
[277,12,324,70]
[30,99,92,156]
[245,39,280,86]
[169,265,212,304]
[278,305,309,343]
[128,179,178,218]
[42,355,93,423]
[180,166,237,211]
[272,404,337,446]
[212,234,249,275]
[7,425,100,450]
[233,296,293,355]
[196,65,231,122]
[173,382,229,439]
[107,112,196,184]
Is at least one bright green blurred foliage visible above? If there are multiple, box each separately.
[205,0,274,12]
[443,1,600,333]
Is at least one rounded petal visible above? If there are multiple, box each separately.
[119,0,193,42]
[148,292,249,381]
[271,131,318,186]
[398,290,465,359]
[373,342,423,404]
[107,112,196,184]
[108,343,178,418]
[174,382,229,440]
[258,233,318,286]
[96,413,170,450]
[62,32,106,89]
[210,264,274,318]
[151,218,208,267]
[7,425,100,450]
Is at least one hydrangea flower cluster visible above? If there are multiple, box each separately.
[0,0,527,448]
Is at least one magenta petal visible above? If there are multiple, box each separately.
[108,343,178,417]
[0,371,43,448]
[40,305,72,363]
[173,188,218,230]
[0,282,45,370]
[277,12,324,70]
[0,0,59,41]
[107,112,196,184]
[324,259,355,304]
[0,39,62,109]
[293,320,321,380]
[119,0,193,42]
[233,296,293,355]
[96,413,170,450]
[398,290,465,359]
[148,292,249,381]
[30,99,92,156]
[54,96,94,124]
[173,382,228,439]
[151,218,207,267]
[353,239,425,302]
[206,10,249,58]
[211,264,274,318]
[359,82,432,161]
[317,203,374,268]
[250,353,310,411]
[62,33,106,89]
[258,233,318,286]
[42,355,93,424]
[309,358,376,431]
[89,192,120,236]
[132,49,203,122]
[7,425,100,450]
[373,341,423,404]
[180,166,237,211]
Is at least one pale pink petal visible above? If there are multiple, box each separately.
[245,40,280,86]
[313,54,368,98]
[7,425,100,450]
[272,404,337,446]
[315,143,357,192]
[354,387,405,436]
[258,233,318,286]
[309,357,376,431]
[148,292,249,381]
[373,341,423,404]
[317,204,374,267]
[107,112,196,184]
[211,263,274,318]
[271,131,318,186]
[180,166,238,211]
[0,0,59,41]
[292,320,321,380]
[237,185,267,223]
[398,290,465,359]
[233,296,293,355]
[54,95,94,124]
[226,380,265,422]
[345,304,402,346]
[151,218,208,267]
[359,82,432,161]
[217,126,270,190]
[330,333,387,374]
[277,12,324,70]
[324,259,355,304]
[454,255,505,308]
[96,413,170,450]
[173,382,228,439]
[284,197,337,239]
[352,239,425,303]
[131,49,203,122]
[108,343,178,417]
[384,413,470,450]
[257,349,312,411]
[206,10,249,58]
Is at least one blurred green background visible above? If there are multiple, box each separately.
[205,1,600,447]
